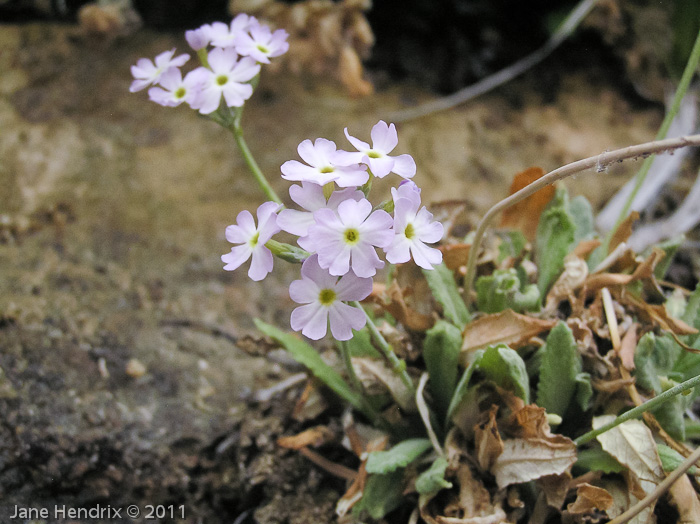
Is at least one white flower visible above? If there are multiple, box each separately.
[189,47,260,114]
[337,120,416,179]
[234,20,289,63]
[281,138,368,187]
[289,255,371,340]
[147,68,204,107]
[208,14,256,48]
[185,24,213,51]
[221,201,281,281]
[277,182,364,237]
[130,49,190,93]
[385,188,443,270]
[306,198,394,278]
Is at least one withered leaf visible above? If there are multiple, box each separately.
[567,483,614,514]
[277,425,336,449]
[609,211,640,253]
[491,435,578,489]
[537,472,572,510]
[669,474,700,524]
[370,281,435,332]
[500,167,555,240]
[474,405,503,471]
[440,243,471,271]
[461,310,556,359]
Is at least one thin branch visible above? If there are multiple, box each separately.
[388,0,599,123]
[606,444,700,524]
[463,134,700,297]
[573,372,700,447]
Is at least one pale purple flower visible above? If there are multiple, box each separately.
[185,24,212,51]
[281,138,368,188]
[130,48,190,93]
[337,120,416,179]
[277,182,364,237]
[222,201,281,281]
[385,188,443,270]
[289,255,372,340]
[189,48,261,114]
[391,179,421,207]
[208,14,257,48]
[307,198,394,278]
[147,68,204,107]
[235,21,289,63]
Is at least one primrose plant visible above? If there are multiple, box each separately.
[129,15,443,347]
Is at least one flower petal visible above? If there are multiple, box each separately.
[328,301,366,340]
[370,121,398,153]
[221,244,252,271]
[291,302,328,340]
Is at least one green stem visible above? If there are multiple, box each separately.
[352,301,415,394]
[228,111,283,205]
[337,339,364,394]
[606,28,700,249]
[574,373,700,447]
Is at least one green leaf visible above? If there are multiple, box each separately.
[416,457,453,496]
[478,344,530,404]
[535,189,576,296]
[651,382,687,441]
[344,326,381,358]
[574,447,625,474]
[254,320,366,413]
[354,470,405,520]
[476,268,539,313]
[682,282,700,346]
[575,372,593,412]
[423,263,471,329]
[446,350,484,423]
[365,438,433,474]
[497,230,528,262]
[423,321,463,418]
[569,195,596,244]
[536,322,581,417]
[636,333,682,393]
[657,443,697,474]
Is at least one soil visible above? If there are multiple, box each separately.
[0,20,672,524]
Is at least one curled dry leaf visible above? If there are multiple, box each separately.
[499,167,555,240]
[276,425,337,449]
[617,323,638,371]
[566,483,614,514]
[370,281,435,332]
[608,211,640,253]
[593,416,665,519]
[474,405,503,472]
[336,435,388,517]
[537,472,572,510]
[585,248,664,293]
[545,253,588,311]
[352,357,416,411]
[491,435,578,490]
[461,310,556,360]
[440,244,471,272]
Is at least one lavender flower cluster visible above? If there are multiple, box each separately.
[129,14,289,113]
[223,121,444,341]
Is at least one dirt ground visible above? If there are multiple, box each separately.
[0,22,668,523]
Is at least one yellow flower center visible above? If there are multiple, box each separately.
[404,223,415,240]
[344,228,360,245]
[318,288,336,306]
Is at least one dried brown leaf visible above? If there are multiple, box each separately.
[336,435,388,517]
[474,405,503,471]
[618,323,638,371]
[499,167,555,240]
[609,211,640,252]
[538,472,572,509]
[277,425,336,449]
[434,464,507,524]
[352,357,416,411]
[585,248,663,292]
[440,243,471,271]
[545,254,588,311]
[370,281,435,332]
[567,483,614,514]
[669,473,700,524]
[491,435,578,489]
[461,310,556,360]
